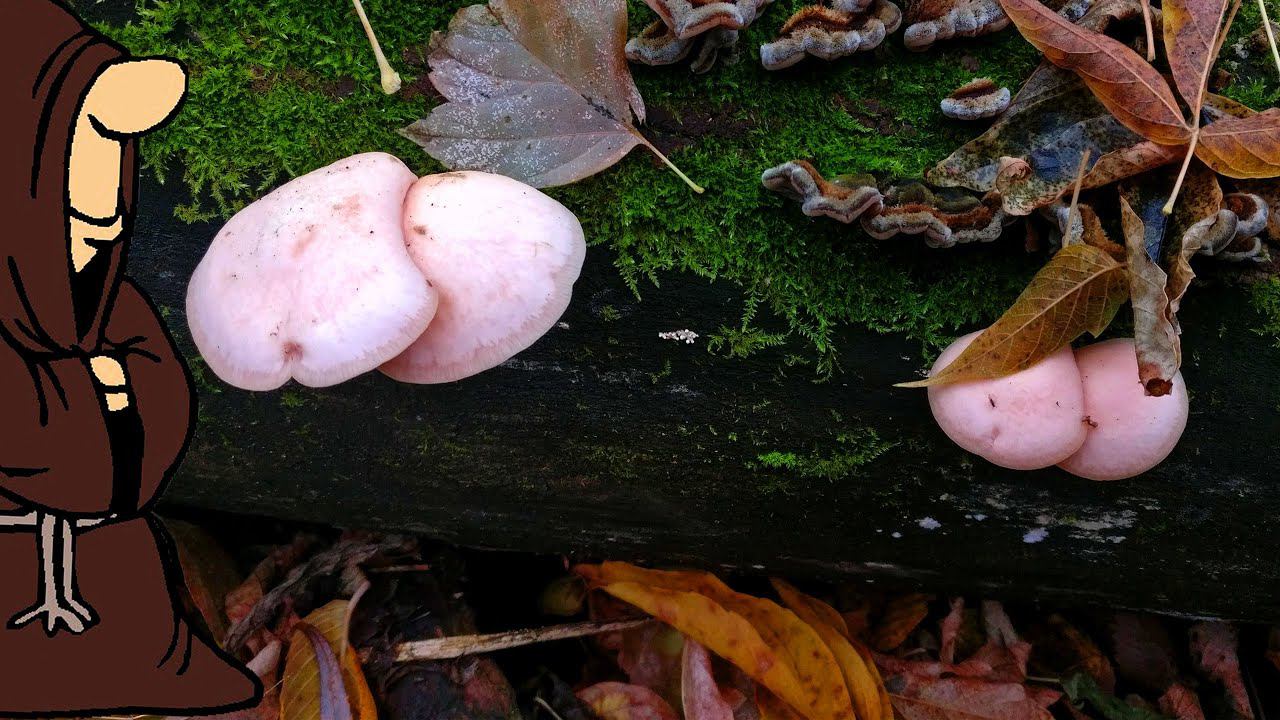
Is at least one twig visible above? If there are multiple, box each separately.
[1140,0,1156,61]
[1064,149,1092,246]
[1164,0,1244,214]
[534,696,569,720]
[395,617,652,662]
[1259,0,1280,78]
[351,0,402,94]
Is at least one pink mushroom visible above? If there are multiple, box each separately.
[187,152,437,390]
[927,331,1088,470]
[1058,338,1189,481]
[381,171,586,384]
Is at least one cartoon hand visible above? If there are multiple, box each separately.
[89,355,129,411]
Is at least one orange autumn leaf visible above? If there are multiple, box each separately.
[772,579,886,720]
[871,595,932,652]
[301,601,377,720]
[1195,109,1280,177]
[1162,0,1230,110]
[758,686,810,720]
[997,0,1191,145]
[579,563,854,720]
[851,638,895,720]
[281,623,352,720]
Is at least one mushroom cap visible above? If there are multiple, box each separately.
[1058,338,1189,481]
[381,171,586,384]
[187,152,436,391]
[928,331,1088,470]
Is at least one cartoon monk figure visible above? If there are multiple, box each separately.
[0,0,261,714]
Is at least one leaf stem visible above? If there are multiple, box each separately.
[1164,0,1243,214]
[1259,0,1280,78]
[1064,149,1092,245]
[642,139,706,194]
[1140,0,1156,61]
[394,617,652,661]
[351,0,402,95]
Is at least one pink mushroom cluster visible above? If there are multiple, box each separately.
[187,153,585,391]
[927,334,1188,480]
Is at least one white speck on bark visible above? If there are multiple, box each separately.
[918,517,941,530]
[1023,528,1049,544]
[658,329,699,344]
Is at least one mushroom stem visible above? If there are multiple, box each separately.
[351,0,401,95]
[1259,0,1280,79]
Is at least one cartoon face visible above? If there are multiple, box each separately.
[68,58,185,272]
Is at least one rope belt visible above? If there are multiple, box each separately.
[0,509,111,635]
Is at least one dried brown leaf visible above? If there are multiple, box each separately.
[1163,0,1231,109]
[1196,108,1280,178]
[580,682,682,720]
[898,244,1128,387]
[684,639,738,720]
[871,594,931,651]
[1189,621,1253,719]
[998,0,1191,145]
[406,0,700,191]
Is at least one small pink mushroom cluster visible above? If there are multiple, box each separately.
[927,334,1188,480]
[187,153,585,390]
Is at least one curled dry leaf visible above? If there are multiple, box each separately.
[1189,621,1253,720]
[771,579,887,720]
[938,598,965,665]
[903,0,1010,51]
[997,0,1191,145]
[941,78,1011,120]
[760,0,903,70]
[870,593,931,651]
[281,623,353,720]
[898,243,1128,387]
[1158,683,1207,720]
[576,562,855,720]
[579,682,682,720]
[301,601,378,720]
[683,640,737,720]
[406,0,701,191]
[930,63,1183,215]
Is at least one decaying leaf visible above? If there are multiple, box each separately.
[405,0,701,191]
[1158,684,1207,720]
[871,594,931,651]
[903,0,1010,51]
[1026,614,1116,693]
[577,563,855,720]
[771,579,885,720]
[938,598,965,665]
[760,0,903,70]
[579,682,682,720]
[941,78,1011,120]
[996,0,1191,145]
[1195,109,1280,177]
[302,601,378,720]
[281,623,353,720]
[1189,621,1253,719]
[619,622,687,709]
[683,639,737,720]
[898,243,1128,387]
[1110,613,1178,694]
[888,678,1058,720]
[1162,0,1230,115]
[166,517,241,642]
[930,63,1183,215]
[762,160,884,223]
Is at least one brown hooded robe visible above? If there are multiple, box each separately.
[0,0,261,714]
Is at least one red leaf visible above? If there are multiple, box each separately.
[684,639,737,720]
[1189,621,1253,719]
[579,682,682,720]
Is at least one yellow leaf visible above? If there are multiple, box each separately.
[897,244,1128,387]
[281,623,352,720]
[578,563,854,720]
[772,579,884,720]
[302,601,377,720]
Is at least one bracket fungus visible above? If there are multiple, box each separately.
[187,153,436,391]
[381,171,586,384]
[927,332,1088,470]
[627,0,772,72]
[761,160,883,223]
[761,160,1005,247]
[760,0,903,70]
[940,78,1011,120]
[1058,338,1189,481]
[902,0,1010,51]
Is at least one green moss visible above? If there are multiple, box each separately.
[749,428,898,483]
[96,0,1078,371]
[1251,278,1280,347]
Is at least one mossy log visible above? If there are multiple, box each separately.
[132,175,1280,623]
